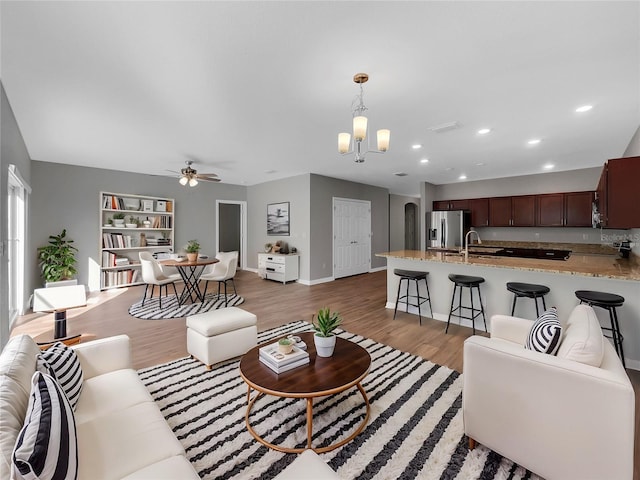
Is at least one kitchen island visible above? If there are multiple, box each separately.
[376,249,640,369]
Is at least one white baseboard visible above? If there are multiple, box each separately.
[299,276,334,286]
[245,267,259,274]
[369,266,387,273]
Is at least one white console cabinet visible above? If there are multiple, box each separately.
[258,253,299,284]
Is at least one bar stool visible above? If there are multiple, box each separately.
[393,269,432,325]
[446,274,487,334]
[575,290,626,368]
[506,282,551,317]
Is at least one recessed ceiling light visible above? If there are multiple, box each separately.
[527,139,541,145]
[412,144,422,150]
[459,174,467,180]
[543,163,555,170]
[477,128,491,135]
[475,162,485,166]
[575,105,593,113]
[420,158,429,164]
[394,172,408,177]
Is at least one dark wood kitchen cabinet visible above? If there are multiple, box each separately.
[433,200,451,211]
[599,156,640,229]
[489,197,512,226]
[511,195,536,226]
[433,199,469,211]
[469,198,489,227]
[537,194,565,226]
[565,191,594,227]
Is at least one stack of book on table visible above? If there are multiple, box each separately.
[259,342,310,373]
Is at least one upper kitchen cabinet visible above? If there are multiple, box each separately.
[432,199,469,211]
[598,156,640,229]
[537,194,564,226]
[469,198,489,227]
[511,195,536,226]
[489,197,512,226]
[565,191,594,227]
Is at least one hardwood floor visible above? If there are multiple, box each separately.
[11,269,640,479]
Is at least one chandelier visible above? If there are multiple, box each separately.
[179,164,199,187]
[338,73,390,163]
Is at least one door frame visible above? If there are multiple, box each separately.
[332,197,371,279]
[215,200,247,270]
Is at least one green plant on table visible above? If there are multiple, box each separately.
[37,229,78,283]
[312,307,342,337]
[185,239,200,253]
[278,338,292,346]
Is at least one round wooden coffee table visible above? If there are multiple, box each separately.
[239,331,371,453]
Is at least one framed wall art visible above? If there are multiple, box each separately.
[267,202,290,236]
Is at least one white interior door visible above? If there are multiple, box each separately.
[333,198,371,279]
[7,165,30,325]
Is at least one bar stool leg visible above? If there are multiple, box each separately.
[610,307,626,368]
[541,295,547,311]
[510,294,517,316]
[414,278,423,325]
[393,278,404,320]
[424,278,433,318]
[446,284,457,333]
[469,285,476,335]
[477,286,487,332]
[405,278,410,314]
[534,294,540,317]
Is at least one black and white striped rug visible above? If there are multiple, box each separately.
[128,293,244,319]
[138,322,540,479]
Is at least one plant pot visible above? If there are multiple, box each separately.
[314,334,336,357]
[114,220,125,227]
[186,253,198,262]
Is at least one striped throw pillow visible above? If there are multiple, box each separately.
[12,372,78,480]
[525,307,563,355]
[37,343,84,410]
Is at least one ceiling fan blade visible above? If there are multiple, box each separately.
[195,172,219,177]
[198,176,221,182]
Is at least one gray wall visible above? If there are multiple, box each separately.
[30,161,246,292]
[246,174,311,280]
[622,125,640,255]
[389,194,420,251]
[309,174,389,280]
[1,83,32,348]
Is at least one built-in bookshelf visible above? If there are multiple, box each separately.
[98,192,175,290]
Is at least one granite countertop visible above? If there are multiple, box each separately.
[376,249,640,282]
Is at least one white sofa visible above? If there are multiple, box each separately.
[0,334,199,480]
[463,305,635,480]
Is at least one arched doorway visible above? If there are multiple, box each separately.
[404,203,417,250]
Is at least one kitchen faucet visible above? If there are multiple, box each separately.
[464,229,482,262]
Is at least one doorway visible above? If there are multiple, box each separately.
[7,165,30,327]
[216,200,246,269]
[404,203,417,250]
[333,198,371,279]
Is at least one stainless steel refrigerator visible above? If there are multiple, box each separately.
[427,210,470,249]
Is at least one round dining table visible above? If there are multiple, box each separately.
[160,257,219,305]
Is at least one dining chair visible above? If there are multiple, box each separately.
[199,251,238,306]
[139,252,181,309]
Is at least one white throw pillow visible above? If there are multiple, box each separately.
[37,342,83,410]
[525,307,563,355]
[556,304,604,367]
[12,372,78,480]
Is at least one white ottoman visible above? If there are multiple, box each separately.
[186,307,257,368]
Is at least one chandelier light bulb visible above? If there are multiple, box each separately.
[338,133,351,154]
[377,129,390,152]
[179,176,189,185]
[188,177,198,187]
[353,116,368,141]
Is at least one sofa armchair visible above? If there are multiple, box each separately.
[463,305,635,480]
[0,334,199,480]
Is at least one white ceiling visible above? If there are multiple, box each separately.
[2,1,639,196]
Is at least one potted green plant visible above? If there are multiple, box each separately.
[185,239,200,262]
[37,229,79,286]
[278,338,294,354]
[312,307,342,357]
[113,212,126,227]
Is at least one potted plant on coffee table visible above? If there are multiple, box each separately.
[185,239,200,262]
[312,307,342,357]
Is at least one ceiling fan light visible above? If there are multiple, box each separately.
[338,133,351,153]
[377,129,390,152]
[179,176,189,185]
[353,116,367,141]
[188,177,198,187]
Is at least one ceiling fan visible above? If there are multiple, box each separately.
[171,160,221,187]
